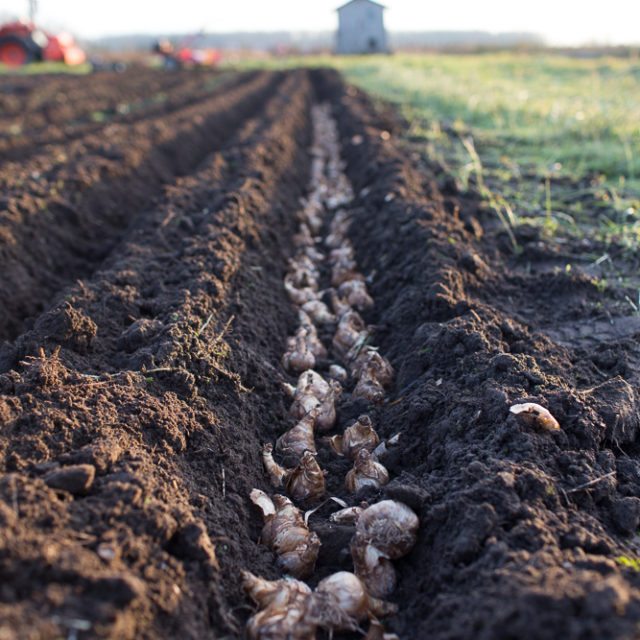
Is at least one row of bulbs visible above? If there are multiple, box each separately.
[243,105,418,640]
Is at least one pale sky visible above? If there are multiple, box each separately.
[0,0,638,44]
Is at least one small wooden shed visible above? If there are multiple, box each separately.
[336,0,389,55]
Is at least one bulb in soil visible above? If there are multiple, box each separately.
[338,278,374,310]
[332,263,363,288]
[329,364,348,383]
[329,245,355,264]
[351,536,397,598]
[352,372,386,404]
[510,402,560,431]
[246,605,316,640]
[282,330,316,373]
[287,255,320,289]
[262,443,290,488]
[329,288,352,318]
[250,490,321,578]
[355,500,419,560]
[302,245,325,264]
[289,391,321,422]
[327,228,348,249]
[286,450,326,505]
[301,299,336,325]
[293,222,315,248]
[242,570,312,609]
[346,449,390,493]
[298,314,327,360]
[365,619,400,640]
[242,570,315,640]
[309,571,397,632]
[330,415,380,460]
[350,348,394,386]
[333,310,366,357]
[276,409,318,461]
[291,369,330,401]
[315,380,342,433]
[302,194,324,233]
[351,350,394,404]
[326,210,350,248]
[282,382,297,399]
[289,371,340,425]
[330,504,365,525]
[284,274,318,306]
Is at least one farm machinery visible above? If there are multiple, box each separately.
[0,19,86,67]
[153,34,221,69]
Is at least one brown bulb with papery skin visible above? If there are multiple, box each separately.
[242,569,311,610]
[286,450,326,506]
[292,222,314,249]
[250,490,321,579]
[351,535,397,598]
[352,372,386,404]
[333,310,366,357]
[262,443,290,488]
[287,255,320,290]
[329,288,352,318]
[276,409,318,462]
[289,370,330,420]
[282,329,316,373]
[329,364,348,383]
[298,312,328,360]
[315,380,342,433]
[289,371,341,426]
[301,299,336,325]
[338,278,374,310]
[350,348,394,385]
[355,500,419,560]
[284,274,318,306]
[365,619,400,640]
[308,571,398,633]
[242,570,316,640]
[329,415,380,460]
[509,402,560,431]
[351,349,394,404]
[345,449,390,493]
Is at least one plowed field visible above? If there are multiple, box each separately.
[1,67,640,640]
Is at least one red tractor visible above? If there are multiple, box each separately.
[0,19,86,67]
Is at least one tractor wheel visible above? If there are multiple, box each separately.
[0,35,35,67]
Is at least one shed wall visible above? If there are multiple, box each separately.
[336,1,388,54]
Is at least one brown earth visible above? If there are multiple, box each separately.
[1,66,640,639]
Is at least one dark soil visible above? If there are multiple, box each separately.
[0,69,280,342]
[1,66,640,639]
[318,69,640,639]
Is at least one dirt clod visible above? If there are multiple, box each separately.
[44,463,96,494]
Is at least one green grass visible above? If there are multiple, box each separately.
[232,52,640,245]
[0,61,91,75]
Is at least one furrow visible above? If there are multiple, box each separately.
[0,70,283,342]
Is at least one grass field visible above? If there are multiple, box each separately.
[238,52,640,247]
[0,61,92,74]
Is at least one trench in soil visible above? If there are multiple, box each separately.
[2,68,640,640]
[0,70,283,344]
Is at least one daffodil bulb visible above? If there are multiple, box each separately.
[250,490,321,578]
[345,449,390,493]
[355,500,419,559]
[330,415,380,460]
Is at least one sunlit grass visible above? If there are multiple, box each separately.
[0,61,91,75]
[233,52,640,243]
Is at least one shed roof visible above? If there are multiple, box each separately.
[336,0,386,12]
